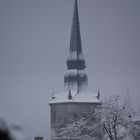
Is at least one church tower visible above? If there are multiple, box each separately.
[49,1,101,140]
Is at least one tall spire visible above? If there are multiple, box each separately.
[64,0,87,94]
[67,0,85,69]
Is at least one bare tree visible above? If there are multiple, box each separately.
[99,95,140,140]
[58,95,140,140]
[99,95,130,140]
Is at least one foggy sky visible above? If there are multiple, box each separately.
[0,0,140,139]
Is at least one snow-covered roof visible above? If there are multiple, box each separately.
[49,91,101,104]
[65,69,86,76]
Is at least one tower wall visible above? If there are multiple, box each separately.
[50,102,100,140]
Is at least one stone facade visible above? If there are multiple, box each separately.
[50,102,100,140]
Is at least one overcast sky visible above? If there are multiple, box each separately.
[0,0,140,139]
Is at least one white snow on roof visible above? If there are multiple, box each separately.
[65,69,86,76]
[67,52,84,60]
[49,91,101,104]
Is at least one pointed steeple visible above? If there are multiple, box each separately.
[64,0,88,94]
[70,0,82,55]
[67,0,86,70]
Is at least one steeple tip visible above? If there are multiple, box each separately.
[73,0,79,22]
[74,0,78,8]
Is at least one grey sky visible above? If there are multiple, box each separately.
[0,0,140,139]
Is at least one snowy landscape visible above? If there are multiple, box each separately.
[1,0,140,140]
